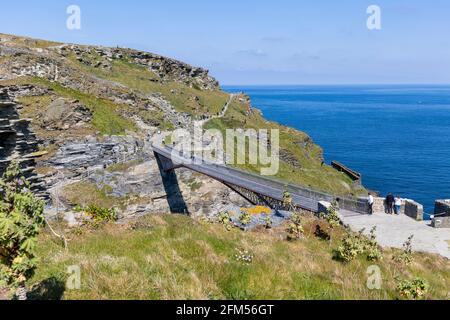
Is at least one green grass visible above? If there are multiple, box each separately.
[68,53,230,117]
[61,181,125,209]
[204,98,365,196]
[28,214,450,300]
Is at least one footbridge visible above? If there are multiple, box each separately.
[152,144,369,214]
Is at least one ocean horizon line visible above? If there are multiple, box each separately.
[222,83,450,87]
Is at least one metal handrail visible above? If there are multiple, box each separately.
[432,212,450,218]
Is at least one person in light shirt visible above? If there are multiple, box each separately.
[394,196,402,215]
[368,193,374,215]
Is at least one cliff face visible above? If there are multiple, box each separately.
[0,87,49,200]
[0,33,363,222]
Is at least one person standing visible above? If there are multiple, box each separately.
[394,196,402,215]
[386,193,395,214]
[368,193,374,215]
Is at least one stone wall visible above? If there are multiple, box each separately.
[371,197,423,221]
[432,216,450,228]
[331,161,362,187]
[404,200,424,221]
[434,200,450,216]
[372,197,405,214]
[432,200,450,228]
[372,197,387,214]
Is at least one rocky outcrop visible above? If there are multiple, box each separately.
[40,135,250,221]
[42,135,148,185]
[41,98,92,131]
[53,44,219,91]
[0,87,49,200]
[128,50,219,90]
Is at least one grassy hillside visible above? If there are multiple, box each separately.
[28,214,449,300]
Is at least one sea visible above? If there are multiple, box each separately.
[224,85,450,218]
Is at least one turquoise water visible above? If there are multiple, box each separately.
[224,85,450,217]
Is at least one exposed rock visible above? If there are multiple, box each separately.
[41,98,92,130]
[128,50,219,90]
[0,88,49,200]
[1,84,50,100]
[279,149,301,168]
[42,135,250,221]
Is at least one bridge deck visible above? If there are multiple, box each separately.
[152,144,366,213]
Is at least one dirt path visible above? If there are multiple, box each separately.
[194,93,235,128]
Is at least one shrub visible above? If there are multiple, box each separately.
[218,211,230,224]
[365,227,382,261]
[393,235,414,266]
[0,163,45,299]
[85,205,117,223]
[396,277,429,300]
[286,213,304,241]
[239,211,251,226]
[334,229,365,262]
[217,211,234,231]
[334,227,382,263]
[263,215,273,229]
[282,188,293,210]
[74,204,117,229]
[323,201,341,228]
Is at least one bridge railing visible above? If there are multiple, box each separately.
[153,145,369,214]
[206,162,368,213]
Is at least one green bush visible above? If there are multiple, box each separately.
[393,235,414,266]
[0,163,45,299]
[75,204,117,228]
[239,211,251,226]
[217,211,234,231]
[286,213,304,241]
[264,215,273,229]
[396,277,429,300]
[85,205,117,222]
[334,227,383,263]
[282,188,293,210]
[334,229,365,262]
[323,201,341,228]
[365,227,382,261]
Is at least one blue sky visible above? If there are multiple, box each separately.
[1,0,450,85]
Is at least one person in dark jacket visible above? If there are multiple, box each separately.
[385,193,395,214]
